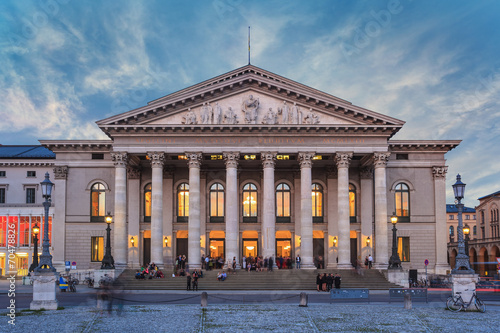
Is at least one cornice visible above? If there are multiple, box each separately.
[389,140,461,152]
[39,140,113,152]
[0,162,55,167]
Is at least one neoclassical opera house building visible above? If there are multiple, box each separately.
[35,65,458,274]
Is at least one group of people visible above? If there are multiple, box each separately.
[186,270,201,291]
[242,256,275,272]
[135,262,165,279]
[202,255,226,270]
[316,273,342,291]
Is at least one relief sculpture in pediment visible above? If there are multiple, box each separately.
[241,95,260,124]
[182,108,197,124]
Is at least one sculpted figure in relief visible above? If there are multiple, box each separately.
[304,108,320,124]
[200,102,213,124]
[278,101,290,124]
[241,95,259,124]
[182,108,197,124]
[213,102,223,124]
[224,106,238,124]
[291,102,302,124]
[262,107,278,125]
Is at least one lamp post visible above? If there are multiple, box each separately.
[35,172,55,272]
[388,213,401,269]
[463,224,470,257]
[29,224,40,272]
[451,174,474,273]
[101,212,115,269]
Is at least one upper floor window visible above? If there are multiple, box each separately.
[481,211,485,224]
[449,226,454,236]
[349,184,357,223]
[210,183,225,223]
[312,183,323,223]
[243,183,257,222]
[0,171,5,177]
[465,215,470,220]
[177,183,189,222]
[395,183,410,222]
[473,225,477,236]
[26,188,36,204]
[473,215,476,220]
[27,171,36,177]
[449,215,454,220]
[91,183,106,222]
[144,184,152,222]
[276,183,291,223]
[0,188,5,204]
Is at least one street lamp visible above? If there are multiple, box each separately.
[35,172,55,272]
[451,174,474,273]
[100,212,115,269]
[388,213,401,269]
[29,224,40,272]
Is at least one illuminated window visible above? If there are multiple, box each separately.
[312,183,323,223]
[91,236,104,262]
[178,155,188,160]
[349,184,357,223]
[210,183,225,222]
[276,183,291,222]
[243,183,257,222]
[144,184,152,222]
[395,183,410,222]
[20,216,29,247]
[91,183,106,222]
[397,237,410,262]
[177,183,189,222]
[0,216,6,247]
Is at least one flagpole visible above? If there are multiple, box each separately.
[248,26,251,65]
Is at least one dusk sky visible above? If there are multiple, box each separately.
[1,0,499,207]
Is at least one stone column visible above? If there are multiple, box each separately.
[299,152,315,269]
[326,167,338,269]
[261,152,277,262]
[163,168,174,267]
[148,152,165,267]
[111,152,128,268]
[224,152,240,269]
[373,152,390,268]
[187,152,202,269]
[360,167,374,263]
[52,166,68,271]
[336,152,353,269]
[127,166,141,268]
[433,166,450,274]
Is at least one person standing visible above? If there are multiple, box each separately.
[334,273,342,289]
[368,254,373,269]
[268,256,274,272]
[295,255,301,269]
[232,257,237,274]
[186,273,192,291]
[192,272,198,291]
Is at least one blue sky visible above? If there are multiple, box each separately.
[0,0,499,206]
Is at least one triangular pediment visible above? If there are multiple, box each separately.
[97,65,405,130]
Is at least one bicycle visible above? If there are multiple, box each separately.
[446,290,486,312]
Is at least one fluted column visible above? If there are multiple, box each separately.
[52,166,68,271]
[261,152,277,262]
[187,152,202,269]
[148,152,164,267]
[111,152,128,268]
[433,166,450,274]
[127,167,141,268]
[336,152,353,269]
[360,167,374,263]
[373,152,390,268]
[299,152,315,269]
[224,152,240,269]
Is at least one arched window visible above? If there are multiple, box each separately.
[242,183,257,222]
[449,226,454,236]
[349,184,357,223]
[177,183,189,222]
[210,183,225,223]
[312,183,323,223]
[395,183,410,222]
[276,183,291,223]
[91,183,106,222]
[144,184,152,222]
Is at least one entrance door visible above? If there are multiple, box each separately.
[143,238,151,266]
[209,239,225,259]
[313,238,325,267]
[276,239,292,268]
[350,238,357,266]
[242,239,258,258]
[176,238,188,259]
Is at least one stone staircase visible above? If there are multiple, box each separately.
[116,268,401,290]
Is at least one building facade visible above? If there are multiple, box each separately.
[1,65,460,275]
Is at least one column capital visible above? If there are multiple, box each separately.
[360,167,373,179]
[373,152,390,168]
[298,152,315,168]
[223,152,240,168]
[127,166,141,179]
[186,152,202,168]
[111,152,128,167]
[261,151,277,168]
[147,152,165,168]
[432,166,448,179]
[335,152,353,168]
[53,166,68,180]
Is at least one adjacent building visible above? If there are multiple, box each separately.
[1,65,460,276]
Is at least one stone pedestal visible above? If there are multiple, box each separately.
[451,273,479,308]
[30,272,58,310]
[387,268,409,288]
[93,269,118,289]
